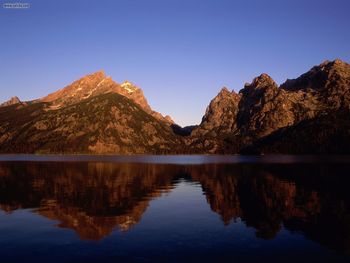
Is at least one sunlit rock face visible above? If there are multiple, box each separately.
[40,71,150,113]
[1,161,350,253]
[40,71,171,123]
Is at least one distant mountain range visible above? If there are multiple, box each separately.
[1,59,350,154]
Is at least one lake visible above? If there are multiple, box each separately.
[0,155,350,262]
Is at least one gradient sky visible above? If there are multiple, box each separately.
[1,0,349,126]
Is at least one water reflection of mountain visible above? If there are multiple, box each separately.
[0,162,177,240]
[0,161,350,253]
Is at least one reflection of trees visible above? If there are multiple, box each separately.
[0,162,350,253]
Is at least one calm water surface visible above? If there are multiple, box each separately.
[0,155,350,262]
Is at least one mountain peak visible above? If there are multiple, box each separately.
[328,59,350,73]
[281,59,350,92]
[316,59,349,73]
[88,70,105,79]
[38,72,173,125]
[320,58,346,67]
[40,71,111,105]
[252,73,275,86]
[332,58,344,65]
[9,96,20,103]
[216,87,231,97]
[0,96,21,107]
[78,70,106,83]
[242,73,277,93]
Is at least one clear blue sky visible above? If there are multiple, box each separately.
[1,0,349,126]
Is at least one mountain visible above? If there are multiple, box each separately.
[192,87,241,137]
[0,93,180,154]
[0,72,179,154]
[191,59,350,153]
[0,59,349,154]
[39,71,173,124]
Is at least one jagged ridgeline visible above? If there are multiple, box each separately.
[1,59,350,154]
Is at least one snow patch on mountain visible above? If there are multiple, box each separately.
[121,81,138,93]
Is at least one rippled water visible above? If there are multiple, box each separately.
[0,155,350,262]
